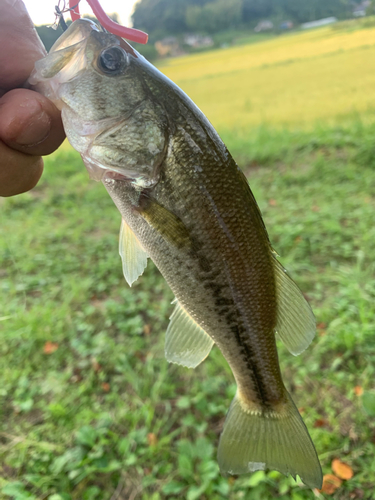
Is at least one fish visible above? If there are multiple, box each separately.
[29,19,322,488]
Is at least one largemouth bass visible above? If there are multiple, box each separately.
[30,19,322,488]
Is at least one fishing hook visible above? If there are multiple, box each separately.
[52,0,70,31]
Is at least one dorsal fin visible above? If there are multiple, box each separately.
[119,219,148,287]
[273,257,316,356]
[165,300,214,368]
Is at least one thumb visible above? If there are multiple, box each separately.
[0,89,65,156]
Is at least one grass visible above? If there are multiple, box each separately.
[158,22,375,129]
[2,20,375,500]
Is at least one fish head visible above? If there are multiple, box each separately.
[29,19,168,185]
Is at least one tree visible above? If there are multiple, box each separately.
[132,0,190,35]
[366,0,375,15]
[279,0,352,23]
[132,0,355,37]
[242,0,273,23]
[186,0,243,33]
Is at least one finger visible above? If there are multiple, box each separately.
[0,0,46,92]
[0,89,65,156]
[0,140,43,197]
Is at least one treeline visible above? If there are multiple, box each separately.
[132,0,362,36]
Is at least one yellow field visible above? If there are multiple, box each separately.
[158,24,375,129]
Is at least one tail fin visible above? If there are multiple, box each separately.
[217,391,322,489]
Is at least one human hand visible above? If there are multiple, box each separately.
[0,0,65,197]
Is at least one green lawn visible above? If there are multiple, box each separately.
[1,116,375,499]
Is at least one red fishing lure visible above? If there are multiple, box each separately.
[68,0,148,44]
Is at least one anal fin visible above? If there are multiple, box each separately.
[119,219,148,287]
[274,257,316,356]
[165,300,214,368]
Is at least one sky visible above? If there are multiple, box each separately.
[23,0,139,27]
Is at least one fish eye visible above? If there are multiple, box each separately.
[98,46,127,75]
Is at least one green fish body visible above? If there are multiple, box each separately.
[30,19,322,488]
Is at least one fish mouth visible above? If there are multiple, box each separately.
[28,19,99,103]
[50,19,100,53]
[30,19,136,88]
[31,19,99,81]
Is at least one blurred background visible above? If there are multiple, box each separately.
[1,0,375,499]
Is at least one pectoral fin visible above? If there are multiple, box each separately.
[166,300,214,368]
[274,258,316,356]
[138,199,191,249]
[119,219,148,287]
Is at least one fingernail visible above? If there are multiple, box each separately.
[15,110,51,146]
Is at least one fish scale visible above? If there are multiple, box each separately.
[121,135,287,415]
[29,18,322,488]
